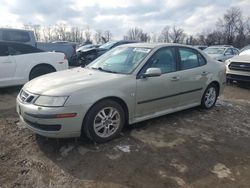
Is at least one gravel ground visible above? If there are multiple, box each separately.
[0,84,250,188]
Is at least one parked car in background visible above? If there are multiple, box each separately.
[204,45,239,62]
[0,42,68,88]
[226,48,250,83]
[240,44,250,52]
[76,44,101,52]
[193,45,207,50]
[0,28,76,66]
[17,43,226,143]
[77,40,137,65]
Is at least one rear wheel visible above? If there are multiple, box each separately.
[83,100,125,143]
[29,65,55,80]
[201,83,219,109]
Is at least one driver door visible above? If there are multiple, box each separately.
[135,47,181,118]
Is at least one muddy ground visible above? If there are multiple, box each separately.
[0,84,250,188]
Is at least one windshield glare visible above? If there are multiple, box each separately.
[204,47,225,54]
[239,49,250,56]
[87,47,151,74]
[99,41,116,50]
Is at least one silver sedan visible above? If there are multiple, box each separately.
[17,43,226,143]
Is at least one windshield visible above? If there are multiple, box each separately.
[87,47,151,74]
[239,49,250,56]
[204,47,225,55]
[99,41,116,50]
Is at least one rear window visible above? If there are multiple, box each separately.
[3,30,30,43]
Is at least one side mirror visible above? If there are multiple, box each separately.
[143,68,161,78]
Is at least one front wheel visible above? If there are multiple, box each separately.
[83,100,125,143]
[201,84,219,109]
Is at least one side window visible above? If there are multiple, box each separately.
[179,48,200,70]
[143,47,176,74]
[8,44,43,55]
[0,45,9,56]
[225,48,233,55]
[4,30,30,43]
[198,53,206,66]
[233,49,239,55]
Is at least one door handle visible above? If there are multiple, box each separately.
[201,71,208,76]
[171,76,180,81]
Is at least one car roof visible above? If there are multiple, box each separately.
[0,28,33,32]
[119,42,200,49]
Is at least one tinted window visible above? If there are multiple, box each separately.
[225,48,233,55]
[143,47,176,74]
[198,53,206,66]
[8,44,43,55]
[0,45,9,56]
[179,48,200,70]
[233,48,239,55]
[3,30,30,43]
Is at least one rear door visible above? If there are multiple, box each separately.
[0,44,16,85]
[176,47,209,106]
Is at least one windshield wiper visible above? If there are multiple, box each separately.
[91,67,118,74]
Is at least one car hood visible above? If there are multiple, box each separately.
[24,68,125,96]
[228,55,250,63]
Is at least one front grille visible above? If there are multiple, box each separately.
[227,74,250,82]
[23,118,61,131]
[229,62,250,72]
[19,90,36,103]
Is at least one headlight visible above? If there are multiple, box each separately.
[34,96,68,107]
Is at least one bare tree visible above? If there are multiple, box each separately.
[94,30,103,44]
[124,27,150,42]
[84,27,92,43]
[54,24,67,41]
[103,30,112,43]
[169,26,186,43]
[23,23,41,41]
[159,26,170,42]
[43,26,54,42]
[70,27,82,43]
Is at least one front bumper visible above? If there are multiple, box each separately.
[16,97,87,138]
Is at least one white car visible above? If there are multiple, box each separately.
[0,41,68,87]
[203,45,239,62]
[226,49,250,83]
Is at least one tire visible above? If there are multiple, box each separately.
[83,99,125,143]
[201,83,219,109]
[29,65,55,80]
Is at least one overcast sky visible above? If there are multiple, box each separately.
[0,0,249,39]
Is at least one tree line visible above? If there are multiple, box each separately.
[12,7,250,48]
